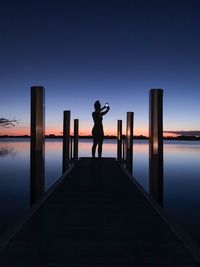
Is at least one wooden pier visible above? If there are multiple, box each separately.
[0,158,199,266]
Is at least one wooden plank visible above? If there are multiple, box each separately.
[0,158,199,266]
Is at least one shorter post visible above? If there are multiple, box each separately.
[62,110,70,173]
[117,120,122,160]
[30,86,45,205]
[126,112,134,174]
[73,119,79,160]
[149,89,163,206]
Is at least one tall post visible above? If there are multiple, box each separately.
[62,110,71,173]
[149,89,163,206]
[126,112,134,174]
[117,120,122,160]
[30,86,45,205]
[73,119,79,160]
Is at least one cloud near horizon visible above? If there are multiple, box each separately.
[164,130,200,136]
[0,118,18,128]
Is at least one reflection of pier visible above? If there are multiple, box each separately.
[0,87,199,265]
[0,158,200,265]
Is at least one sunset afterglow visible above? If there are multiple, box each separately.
[1,1,200,138]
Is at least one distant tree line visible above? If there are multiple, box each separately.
[1,134,200,141]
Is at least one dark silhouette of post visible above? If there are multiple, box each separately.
[126,112,134,174]
[122,135,125,166]
[117,120,122,160]
[30,86,45,205]
[70,136,73,160]
[62,110,71,173]
[73,119,79,160]
[149,89,163,206]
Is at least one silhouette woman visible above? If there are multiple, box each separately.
[92,100,110,158]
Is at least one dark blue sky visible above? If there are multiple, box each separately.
[1,0,200,135]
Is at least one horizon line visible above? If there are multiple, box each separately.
[1,134,200,141]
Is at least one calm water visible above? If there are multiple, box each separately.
[0,138,200,246]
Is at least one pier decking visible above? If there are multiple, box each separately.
[0,158,199,266]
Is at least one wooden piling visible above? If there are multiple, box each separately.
[126,112,134,174]
[149,89,163,206]
[30,86,45,205]
[62,110,71,173]
[117,120,122,160]
[73,119,79,160]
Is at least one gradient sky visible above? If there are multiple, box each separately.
[1,0,200,136]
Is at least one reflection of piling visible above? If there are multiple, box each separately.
[62,110,71,173]
[149,89,163,206]
[73,119,79,160]
[30,86,45,205]
[117,120,122,160]
[126,112,134,174]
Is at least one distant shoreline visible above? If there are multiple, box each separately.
[0,135,200,141]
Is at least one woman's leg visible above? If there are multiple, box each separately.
[98,138,103,158]
[92,138,98,157]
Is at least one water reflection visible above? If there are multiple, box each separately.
[78,139,117,158]
[0,139,30,237]
[0,146,17,157]
[149,146,163,207]
[1,139,200,246]
[149,155,163,207]
[30,150,45,206]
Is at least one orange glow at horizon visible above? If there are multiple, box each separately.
[163,132,177,137]
[63,128,149,137]
[1,125,179,137]
[0,127,30,136]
